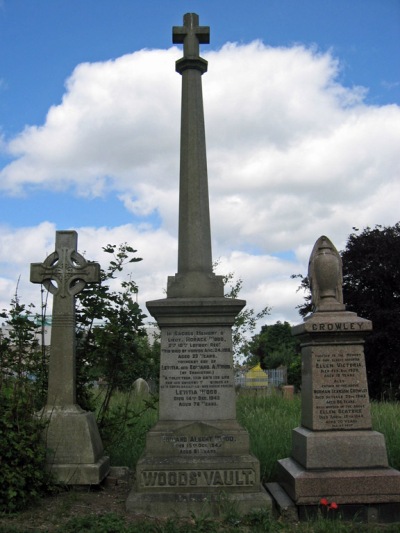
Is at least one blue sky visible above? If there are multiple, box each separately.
[0,0,399,326]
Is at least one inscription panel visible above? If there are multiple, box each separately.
[140,468,256,489]
[302,344,372,430]
[159,326,235,420]
[162,433,236,456]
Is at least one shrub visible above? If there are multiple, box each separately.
[0,395,54,513]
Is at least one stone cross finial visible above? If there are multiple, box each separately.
[173,12,210,58]
[31,230,100,407]
[173,13,209,74]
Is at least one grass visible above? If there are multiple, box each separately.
[236,391,301,481]
[2,509,400,533]
[102,389,400,479]
[371,401,400,471]
[97,389,158,468]
[2,391,400,532]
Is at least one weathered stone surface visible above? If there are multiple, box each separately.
[278,458,400,505]
[127,298,271,515]
[31,231,109,485]
[275,235,400,511]
[133,378,150,396]
[291,427,388,469]
[158,325,236,421]
[126,486,270,518]
[126,14,270,515]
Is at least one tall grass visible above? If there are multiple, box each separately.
[236,391,301,481]
[93,389,158,467]
[104,389,400,481]
[371,401,400,470]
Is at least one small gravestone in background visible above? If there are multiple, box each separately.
[126,13,271,516]
[133,377,150,396]
[31,230,109,484]
[275,236,400,520]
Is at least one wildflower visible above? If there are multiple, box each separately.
[329,502,338,510]
[320,498,329,506]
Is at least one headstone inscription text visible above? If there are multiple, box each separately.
[161,433,236,457]
[159,326,235,420]
[140,468,256,489]
[307,344,371,430]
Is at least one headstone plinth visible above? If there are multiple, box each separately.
[31,231,109,485]
[127,297,271,515]
[41,406,110,485]
[276,237,400,516]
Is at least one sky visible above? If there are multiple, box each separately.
[0,0,399,333]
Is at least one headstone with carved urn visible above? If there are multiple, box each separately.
[126,13,271,517]
[275,236,400,520]
[31,230,109,484]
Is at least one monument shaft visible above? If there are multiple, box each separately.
[127,13,270,516]
[168,13,223,298]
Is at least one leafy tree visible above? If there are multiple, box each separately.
[247,321,301,372]
[75,243,159,427]
[294,223,400,400]
[0,293,54,511]
[0,290,47,410]
[222,271,270,362]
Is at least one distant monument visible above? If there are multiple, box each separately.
[31,230,109,484]
[126,13,271,516]
[276,236,400,521]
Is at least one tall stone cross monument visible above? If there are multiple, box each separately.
[31,230,109,485]
[126,13,271,517]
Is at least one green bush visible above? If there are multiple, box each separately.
[0,395,54,513]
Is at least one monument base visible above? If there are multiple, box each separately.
[291,427,389,469]
[126,419,272,517]
[41,405,110,485]
[277,457,400,505]
[126,485,271,518]
[46,456,110,485]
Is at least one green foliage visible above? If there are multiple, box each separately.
[236,392,301,481]
[0,397,54,513]
[94,390,158,465]
[0,291,48,410]
[341,224,400,400]
[246,321,301,386]
[61,512,127,533]
[75,243,159,429]
[287,354,302,391]
[371,401,400,471]
[0,292,55,512]
[222,271,270,361]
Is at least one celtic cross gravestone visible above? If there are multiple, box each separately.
[31,230,109,484]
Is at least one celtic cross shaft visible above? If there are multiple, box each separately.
[31,231,100,407]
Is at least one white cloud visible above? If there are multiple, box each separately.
[1,41,399,330]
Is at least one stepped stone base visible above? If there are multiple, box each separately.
[277,457,400,505]
[126,420,271,517]
[41,405,109,485]
[46,456,110,485]
[126,483,271,517]
[291,427,389,469]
